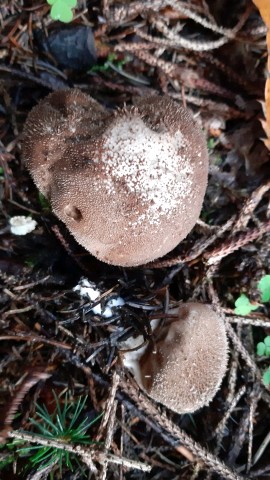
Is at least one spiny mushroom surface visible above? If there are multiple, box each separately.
[22,89,208,267]
[122,303,228,414]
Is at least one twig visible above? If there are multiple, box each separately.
[247,395,255,473]
[0,334,72,350]
[227,329,241,406]
[225,322,260,378]
[99,400,118,480]
[8,430,151,473]
[0,65,58,90]
[3,305,35,319]
[205,386,247,480]
[227,315,270,328]
[97,372,120,441]
[136,25,230,52]
[119,379,246,480]
[228,406,250,465]
[175,2,251,38]
[232,179,270,233]
[205,219,270,266]
[215,386,247,444]
[0,371,51,441]
[252,431,270,467]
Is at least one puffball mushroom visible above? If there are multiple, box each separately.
[22,89,208,267]
[121,303,228,414]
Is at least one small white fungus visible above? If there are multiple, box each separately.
[9,216,37,236]
[73,278,125,318]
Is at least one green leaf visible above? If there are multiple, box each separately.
[47,0,76,6]
[234,294,258,316]
[38,192,50,211]
[258,275,270,303]
[257,342,266,356]
[257,336,270,357]
[0,454,15,470]
[207,137,216,150]
[51,2,72,22]
[262,368,270,386]
[48,0,77,23]
[265,346,270,356]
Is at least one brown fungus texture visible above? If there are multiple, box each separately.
[22,89,208,267]
[133,303,228,414]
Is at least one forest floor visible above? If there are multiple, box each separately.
[1,1,270,479]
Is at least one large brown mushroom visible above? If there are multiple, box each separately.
[22,89,208,267]
[121,303,228,414]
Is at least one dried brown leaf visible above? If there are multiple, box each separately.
[253,0,270,149]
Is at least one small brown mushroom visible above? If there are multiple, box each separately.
[122,303,228,414]
[22,89,208,267]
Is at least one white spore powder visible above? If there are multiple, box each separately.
[102,116,194,225]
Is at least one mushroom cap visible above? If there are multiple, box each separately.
[22,89,108,197]
[138,303,228,414]
[22,90,208,267]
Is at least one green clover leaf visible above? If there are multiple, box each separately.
[262,368,270,386]
[256,337,270,357]
[258,275,270,303]
[257,342,266,356]
[234,294,258,316]
[264,336,270,356]
[47,0,76,5]
[47,0,77,23]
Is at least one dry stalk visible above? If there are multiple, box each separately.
[8,430,151,473]
[232,179,270,232]
[225,322,260,378]
[247,385,261,473]
[96,371,120,441]
[98,400,118,480]
[227,315,270,328]
[0,371,51,441]
[227,352,240,405]
[136,27,230,52]
[215,386,247,445]
[119,379,246,480]
[205,219,270,266]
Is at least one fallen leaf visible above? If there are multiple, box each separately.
[252,0,270,150]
